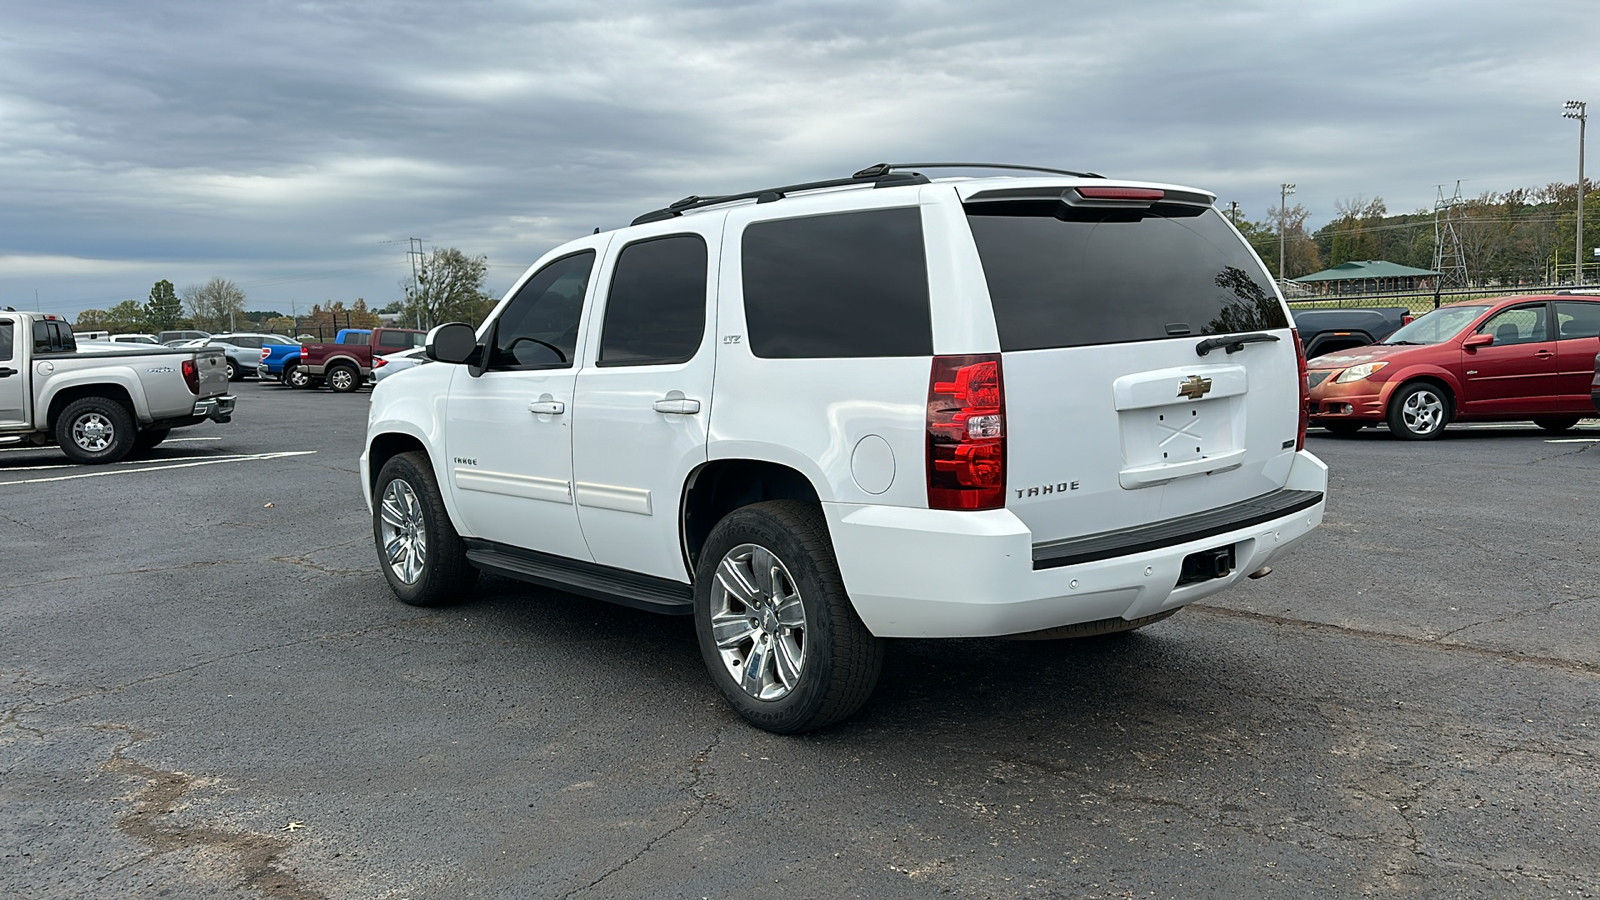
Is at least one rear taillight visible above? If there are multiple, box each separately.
[374,357,387,368]
[260,348,271,361]
[1401,314,1414,325]
[182,359,200,394]
[1292,329,1309,451]
[1073,186,1164,202]
[927,354,1006,510]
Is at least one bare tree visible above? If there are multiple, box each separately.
[400,248,492,329]
[181,278,247,332]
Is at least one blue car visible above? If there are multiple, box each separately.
[256,341,306,386]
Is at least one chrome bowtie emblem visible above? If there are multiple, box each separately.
[1177,375,1213,400]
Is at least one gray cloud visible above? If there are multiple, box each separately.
[1,0,1595,316]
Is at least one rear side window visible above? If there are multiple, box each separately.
[377,330,421,350]
[491,250,596,370]
[741,207,932,359]
[0,320,12,361]
[32,321,74,353]
[340,332,370,345]
[966,205,1287,351]
[1556,301,1600,339]
[598,235,707,367]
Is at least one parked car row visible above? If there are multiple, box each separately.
[1306,294,1600,438]
[254,327,428,392]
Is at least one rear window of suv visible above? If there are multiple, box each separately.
[965,202,1286,351]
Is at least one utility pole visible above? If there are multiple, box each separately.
[1563,100,1587,284]
[1279,183,1296,282]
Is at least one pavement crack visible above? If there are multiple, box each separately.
[1187,604,1600,678]
[1436,594,1599,639]
[99,725,326,899]
[1524,440,1598,464]
[561,728,727,900]
[3,560,230,590]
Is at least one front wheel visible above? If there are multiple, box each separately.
[1386,382,1450,440]
[55,397,136,464]
[1533,416,1581,433]
[284,363,310,388]
[694,500,882,734]
[373,452,477,606]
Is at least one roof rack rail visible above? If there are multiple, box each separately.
[630,161,1102,226]
[853,162,1104,179]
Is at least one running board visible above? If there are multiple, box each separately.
[463,539,694,615]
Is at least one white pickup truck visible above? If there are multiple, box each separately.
[0,310,235,463]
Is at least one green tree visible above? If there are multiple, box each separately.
[401,248,492,329]
[74,309,109,330]
[102,299,149,333]
[144,279,182,330]
[182,278,247,331]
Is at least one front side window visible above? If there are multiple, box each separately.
[490,251,596,370]
[1477,304,1548,345]
[741,207,932,359]
[598,235,707,367]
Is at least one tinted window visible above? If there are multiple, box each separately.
[340,332,371,345]
[231,336,263,349]
[491,251,596,370]
[597,235,708,367]
[966,205,1287,351]
[742,207,932,359]
[1555,301,1600,340]
[0,320,12,361]
[1477,304,1548,345]
[33,321,74,353]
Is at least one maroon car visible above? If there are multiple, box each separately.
[1307,294,1600,439]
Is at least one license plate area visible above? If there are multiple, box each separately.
[1177,544,1235,586]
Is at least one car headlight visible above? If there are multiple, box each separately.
[1334,362,1388,383]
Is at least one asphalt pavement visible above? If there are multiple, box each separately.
[3,381,1597,899]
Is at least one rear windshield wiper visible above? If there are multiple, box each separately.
[1195,333,1281,356]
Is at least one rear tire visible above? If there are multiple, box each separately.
[55,396,137,464]
[225,360,241,381]
[694,500,882,734]
[1533,416,1581,433]
[373,452,477,606]
[1386,382,1450,440]
[285,363,310,388]
[328,364,360,393]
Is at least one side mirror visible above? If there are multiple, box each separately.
[426,323,478,364]
[1462,333,1494,349]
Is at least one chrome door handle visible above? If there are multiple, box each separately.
[528,400,565,415]
[653,395,701,415]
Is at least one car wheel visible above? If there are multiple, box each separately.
[1321,422,1365,437]
[225,360,240,381]
[55,396,137,464]
[128,428,170,457]
[373,451,477,606]
[1533,416,1581,433]
[328,364,360,393]
[285,363,310,388]
[694,500,882,734]
[1386,382,1450,440]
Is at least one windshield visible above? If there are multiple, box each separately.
[1381,306,1487,344]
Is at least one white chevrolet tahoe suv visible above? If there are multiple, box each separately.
[362,163,1328,733]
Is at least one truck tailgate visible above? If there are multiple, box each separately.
[195,348,229,397]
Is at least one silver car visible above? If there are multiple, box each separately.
[371,347,432,383]
[207,333,299,381]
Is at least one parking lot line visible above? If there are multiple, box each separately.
[0,451,318,486]
[2,451,266,473]
[1545,438,1600,443]
[0,436,225,454]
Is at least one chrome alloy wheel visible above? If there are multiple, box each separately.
[1401,388,1445,435]
[710,543,807,701]
[330,368,355,391]
[379,478,428,585]
[71,412,115,452]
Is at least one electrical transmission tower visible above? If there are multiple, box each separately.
[1433,182,1468,291]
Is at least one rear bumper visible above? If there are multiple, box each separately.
[194,395,235,423]
[826,450,1328,638]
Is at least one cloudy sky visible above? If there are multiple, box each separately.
[1,0,1595,320]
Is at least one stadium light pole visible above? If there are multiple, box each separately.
[1564,100,1586,285]
[1279,183,1296,283]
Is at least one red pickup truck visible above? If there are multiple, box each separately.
[300,327,426,392]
